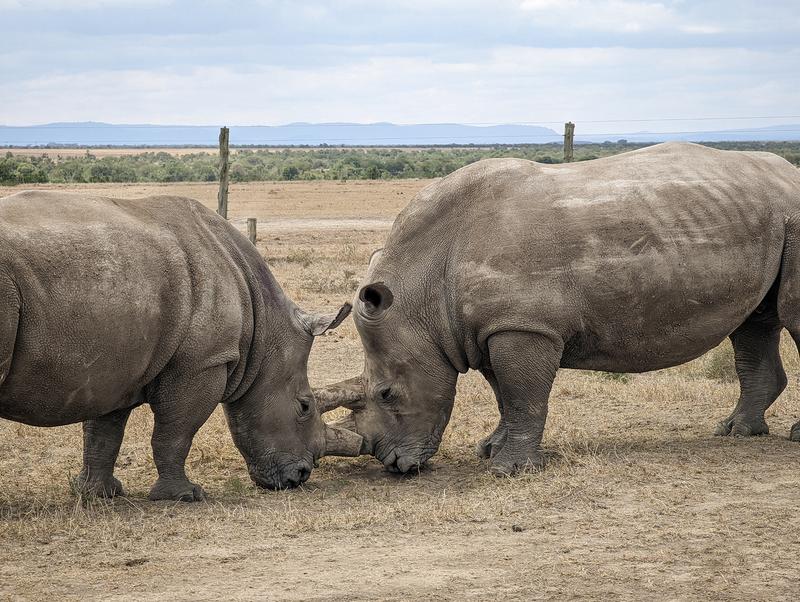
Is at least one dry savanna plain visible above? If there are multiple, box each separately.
[1,178,800,600]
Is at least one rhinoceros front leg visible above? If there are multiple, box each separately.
[72,406,133,498]
[484,331,562,476]
[476,368,508,459]
[148,365,227,502]
[714,315,785,438]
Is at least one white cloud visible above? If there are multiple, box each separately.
[519,0,674,32]
[0,0,168,8]
[517,0,728,35]
[1,0,797,129]
[2,46,797,134]
[680,24,723,35]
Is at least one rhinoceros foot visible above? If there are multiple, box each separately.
[789,422,800,442]
[71,472,125,499]
[714,416,769,437]
[148,478,206,502]
[476,424,508,460]
[488,442,545,476]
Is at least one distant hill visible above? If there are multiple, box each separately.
[575,124,800,144]
[0,122,560,147]
[0,121,798,147]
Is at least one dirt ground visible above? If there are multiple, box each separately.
[1,181,800,601]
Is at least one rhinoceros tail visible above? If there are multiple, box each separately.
[0,273,20,389]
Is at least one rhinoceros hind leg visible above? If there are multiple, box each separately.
[484,331,562,476]
[476,368,508,459]
[73,405,134,498]
[774,216,800,440]
[714,300,784,438]
[784,331,800,442]
[147,365,226,502]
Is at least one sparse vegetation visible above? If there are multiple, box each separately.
[281,248,316,267]
[600,371,632,384]
[302,269,360,294]
[1,141,798,185]
[698,341,738,382]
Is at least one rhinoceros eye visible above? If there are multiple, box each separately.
[297,396,314,418]
[379,387,393,402]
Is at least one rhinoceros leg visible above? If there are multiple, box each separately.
[72,406,133,498]
[147,365,227,502]
[484,331,563,476]
[786,329,800,442]
[714,311,785,438]
[476,368,508,460]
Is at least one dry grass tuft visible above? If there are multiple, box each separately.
[696,340,738,382]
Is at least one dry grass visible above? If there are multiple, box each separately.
[2,181,800,601]
[0,179,420,220]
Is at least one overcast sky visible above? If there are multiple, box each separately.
[1,0,798,134]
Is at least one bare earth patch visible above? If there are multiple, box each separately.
[2,180,800,600]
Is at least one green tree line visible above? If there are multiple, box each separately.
[1,142,798,185]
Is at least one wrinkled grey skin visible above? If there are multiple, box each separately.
[0,191,354,500]
[317,143,800,475]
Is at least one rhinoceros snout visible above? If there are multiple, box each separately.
[280,464,311,488]
[248,454,313,490]
[378,446,434,474]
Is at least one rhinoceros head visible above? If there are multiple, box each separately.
[223,302,365,489]
[315,275,459,473]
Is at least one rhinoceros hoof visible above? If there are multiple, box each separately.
[476,427,508,460]
[488,447,545,477]
[72,473,125,499]
[789,422,800,442]
[149,478,206,502]
[714,418,769,437]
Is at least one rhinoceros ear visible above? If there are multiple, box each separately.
[297,303,352,337]
[367,248,383,268]
[359,282,394,315]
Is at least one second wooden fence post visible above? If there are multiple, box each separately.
[563,122,575,163]
[217,126,230,219]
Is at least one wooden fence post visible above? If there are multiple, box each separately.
[247,218,257,245]
[563,122,575,163]
[217,126,230,218]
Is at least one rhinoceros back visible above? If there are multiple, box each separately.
[376,143,800,372]
[0,191,261,426]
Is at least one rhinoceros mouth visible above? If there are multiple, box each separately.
[379,448,436,474]
[374,420,446,473]
[248,452,313,490]
[375,441,438,474]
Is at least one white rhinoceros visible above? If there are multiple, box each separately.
[0,191,361,500]
[317,143,800,475]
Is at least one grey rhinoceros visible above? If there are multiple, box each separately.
[0,191,362,500]
[316,142,800,476]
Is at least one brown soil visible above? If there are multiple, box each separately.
[1,181,799,601]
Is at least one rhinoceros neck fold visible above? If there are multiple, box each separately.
[196,210,297,405]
